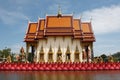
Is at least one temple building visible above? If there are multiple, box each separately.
[24,10,95,63]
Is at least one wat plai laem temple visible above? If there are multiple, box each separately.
[24,9,95,63]
[1,8,120,71]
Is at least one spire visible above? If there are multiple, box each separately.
[90,16,92,22]
[38,16,40,20]
[80,14,82,20]
[57,5,62,17]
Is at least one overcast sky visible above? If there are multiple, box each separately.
[0,0,120,56]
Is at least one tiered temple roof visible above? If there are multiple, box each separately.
[24,14,95,42]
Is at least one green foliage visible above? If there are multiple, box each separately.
[11,53,15,62]
[100,54,107,59]
[112,52,120,62]
[0,48,11,58]
[95,52,120,62]
[112,52,120,57]
[100,54,108,62]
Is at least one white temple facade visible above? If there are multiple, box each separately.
[24,12,95,63]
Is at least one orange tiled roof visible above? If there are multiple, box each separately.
[81,23,95,42]
[73,19,80,30]
[28,23,38,33]
[81,23,91,33]
[47,16,72,27]
[39,19,45,30]
[24,14,95,42]
[24,23,38,42]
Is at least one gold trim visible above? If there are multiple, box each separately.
[48,45,53,62]
[57,46,62,62]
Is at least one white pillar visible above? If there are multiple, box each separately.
[36,51,40,62]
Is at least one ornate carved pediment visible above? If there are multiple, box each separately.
[40,46,44,54]
[66,46,71,54]
[75,46,79,54]
[57,45,62,54]
[48,45,53,54]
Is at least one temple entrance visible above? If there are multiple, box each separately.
[39,46,44,62]
[66,54,70,61]
[48,46,53,62]
[66,46,71,62]
[85,45,89,62]
[57,46,62,62]
[28,45,35,62]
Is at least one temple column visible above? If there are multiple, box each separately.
[34,45,38,62]
[36,51,40,62]
[26,43,30,62]
[80,52,82,62]
[82,49,87,62]
[91,43,94,61]
[88,46,91,62]
[71,51,74,62]
[31,45,34,62]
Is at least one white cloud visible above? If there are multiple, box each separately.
[78,5,120,35]
[0,8,28,25]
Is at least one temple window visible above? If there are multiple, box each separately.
[66,46,71,62]
[74,46,79,62]
[49,54,52,60]
[48,46,53,62]
[66,54,70,60]
[39,46,44,62]
[40,54,44,60]
[57,46,62,62]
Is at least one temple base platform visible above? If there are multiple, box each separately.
[0,62,120,71]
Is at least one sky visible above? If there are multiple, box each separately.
[0,0,120,56]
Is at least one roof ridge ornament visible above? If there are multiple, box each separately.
[80,14,82,20]
[26,17,31,23]
[90,16,92,23]
[72,12,75,16]
[38,16,40,20]
[57,5,62,17]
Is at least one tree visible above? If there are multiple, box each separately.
[0,48,11,58]
[100,54,108,62]
[101,54,107,59]
[112,52,120,62]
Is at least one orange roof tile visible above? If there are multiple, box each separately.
[39,20,45,30]
[73,19,80,30]
[81,23,91,33]
[28,23,38,33]
[47,16,72,27]
[24,14,95,42]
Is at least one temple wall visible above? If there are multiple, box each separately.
[36,36,83,62]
